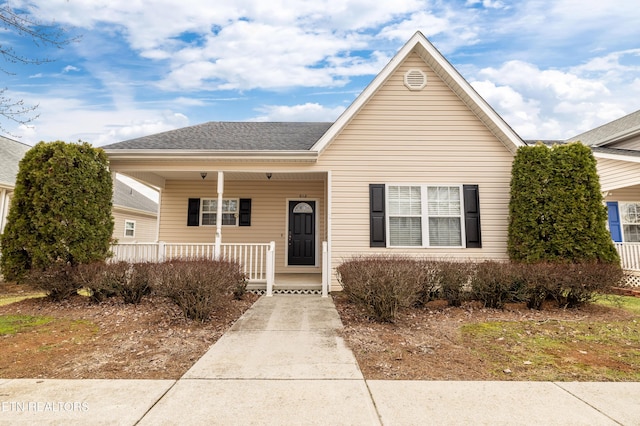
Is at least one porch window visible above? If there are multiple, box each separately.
[387,185,463,247]
[621,202,640,242]
[124,220,135,237]
[201,198,238,226]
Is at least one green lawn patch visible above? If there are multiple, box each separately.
[0,315,54,335]
[461,297,640,381]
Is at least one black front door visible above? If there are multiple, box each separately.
[288,201,315,266]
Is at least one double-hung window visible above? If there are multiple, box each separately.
[621,202,640,242]
[124,220,135,237]
[387,185,463,247]
[201,198,238,226]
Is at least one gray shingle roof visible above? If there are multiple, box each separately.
[0,136,31,187]
[113,179,158,214]
[103,122,334,151]
[566,109,640,146]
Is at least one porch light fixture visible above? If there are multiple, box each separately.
[266,173,272,180]
[200,172,207,180]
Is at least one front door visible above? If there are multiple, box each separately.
[288,201,315,266]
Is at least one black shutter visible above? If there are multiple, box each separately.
[239,198,251,226]
[187,198,200,226]
[463,185,482,248]
[369,184,386,247]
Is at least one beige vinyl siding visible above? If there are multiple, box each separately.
[112,208,157,242]
[159,179,325,273]
[604,186,640,203]
[597,158,640,191]
[318,52,514,275]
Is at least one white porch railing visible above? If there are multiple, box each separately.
[614,243,640,271]
[110,242,276,294]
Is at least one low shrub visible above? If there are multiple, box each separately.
[471,261,525,309]
[516,261,624,309]
[74,262,120,303]
[415,259,442,306]
[436,261,473,307]
[552,262,623,308]
[154,259,246,321]
[118,263,153,304]
[336,255,424,322]
[29,262,81,301]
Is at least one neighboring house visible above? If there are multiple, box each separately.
[565,110,640,273]
[0,136,31,235]
[112,178,159,243]
[104,31,525,292]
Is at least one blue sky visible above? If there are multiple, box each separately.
[2,0,640,147]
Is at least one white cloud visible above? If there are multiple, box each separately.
[251,103,345,122]
[470,51,640,139]
[4,0,640,144]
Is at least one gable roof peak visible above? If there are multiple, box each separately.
[311,31,525,155]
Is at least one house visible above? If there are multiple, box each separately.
[0,136,31,234]
[104,31,526,294]
[565,110,640,274]
[112,177,158,243]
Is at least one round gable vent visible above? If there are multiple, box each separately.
[404,69,427,91]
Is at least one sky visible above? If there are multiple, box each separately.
[1,0,640,148]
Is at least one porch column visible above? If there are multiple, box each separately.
[0,188,7,234]
[215,171,224,259]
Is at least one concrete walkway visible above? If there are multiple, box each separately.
[1,295,640,425]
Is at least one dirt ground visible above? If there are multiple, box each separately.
[0,283,258,379]
[332,293,638,381]
[0,282,637,381]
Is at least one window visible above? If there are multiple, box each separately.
[387,185,463,247]
[621,202,640,242]
[201,198,238,226]
[388,186,422,246]
[427,186,461,246]
[124,220,135,237]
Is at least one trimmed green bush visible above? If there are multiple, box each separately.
[0,141,114,281]
[508,144,552,262]
[508,143,619,264]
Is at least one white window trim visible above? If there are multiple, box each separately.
[124,220,136,238]
[386,184,466,248]
[200,198,239,227]
[620,202,640,243]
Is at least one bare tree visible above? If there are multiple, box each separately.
[0,5,77,134]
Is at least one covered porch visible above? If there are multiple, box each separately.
[108,165,332,296]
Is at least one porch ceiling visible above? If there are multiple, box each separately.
[124,170,327,182]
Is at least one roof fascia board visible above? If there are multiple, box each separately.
[593,151,640,163]
[105,150,318,162]
[113,205,157,218]
[311,31,525,154]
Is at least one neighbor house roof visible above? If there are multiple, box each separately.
[0,136,31,188]
[103,122,333,151]
[566,109,640,147]
[113,179,158,214]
